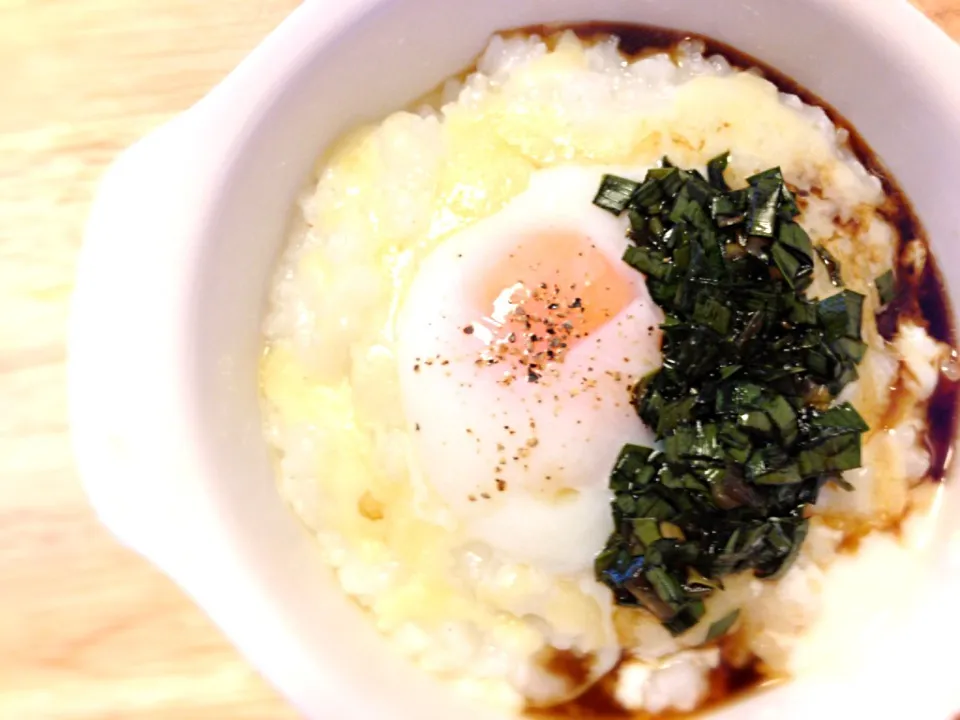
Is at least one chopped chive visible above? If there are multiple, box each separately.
[746,174,782,237]
[705,609,741,642]
[632,177,665,209]
[777,222,813,260]
[707,152,731,191]
[594,155,869,636]
[623,246,673,280]
[818,290,864,342]
[815,245,844,287]
[876,269,896,306]
[593,174,640,215]
[693,296,733,335]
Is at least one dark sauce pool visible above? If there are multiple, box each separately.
[497,20,960,719]
[528,650,768,720]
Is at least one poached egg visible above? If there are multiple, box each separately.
[396,166,663,575]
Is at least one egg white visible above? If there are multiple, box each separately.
[396,166,663,575]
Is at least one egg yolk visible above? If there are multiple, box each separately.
[466,231,635,381]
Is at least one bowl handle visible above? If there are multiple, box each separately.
[68,111,219,570]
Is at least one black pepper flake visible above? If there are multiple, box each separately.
[463,325,474,335]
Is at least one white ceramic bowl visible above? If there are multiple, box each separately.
[70,0,960,718]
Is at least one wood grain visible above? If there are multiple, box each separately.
[0,1,956,718]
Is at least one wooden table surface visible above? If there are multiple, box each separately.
[0,2,957,718]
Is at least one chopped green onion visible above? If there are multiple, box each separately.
[592,156,869,636]
[707,152,731,191]
[746,172,783,237]
[876,269,896,306]
[705,609,741,642]
[631,177,665,209]
[818,290,864,342]
[632,518,662,547]
[815,245,844,287]
[693,296,733,335]
[778,222,814,259]
[623,246,673,281]
[810,402,869,433]
[593,174,640,214]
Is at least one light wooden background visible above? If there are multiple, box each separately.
[0,1,957,719]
